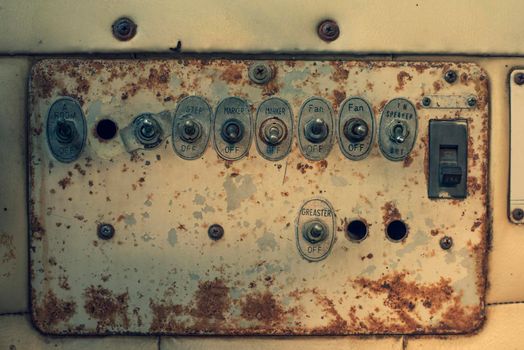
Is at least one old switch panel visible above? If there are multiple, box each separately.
[428,120,468,199]
[29,59,489,336]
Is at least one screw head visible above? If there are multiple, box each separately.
[439,236,453,250]
[208,224,224,240]
[317,19,340,42]
[512,208,524,221]
[444,70,458,84]
[467,96,477,107]
[98,223,115,240]
[514,73,524,85]
[422,97,431,107]
[248,63,273,84]
[112,17,137,41]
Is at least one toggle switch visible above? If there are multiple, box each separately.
[305,118,329,144]
[221,118,245,144]
[302,220,328,244]
[428,120,468,198]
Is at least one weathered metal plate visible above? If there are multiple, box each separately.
[29,59,489,335]
[510,69,524,224]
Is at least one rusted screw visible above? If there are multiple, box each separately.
[444,70,458,84]
[317,19,340,42]
[514,73,524,85]
[112,17,137,41]
[248,63,273,84]
[439,236,453,250]
[422,97,431,107]
[98,223,115,240]
[512,208,524,221]
[467,96,477,107]
[208,224,224,240]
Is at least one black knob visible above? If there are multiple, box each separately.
[221,119,244,143]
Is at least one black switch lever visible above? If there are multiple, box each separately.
[428,120,468,198]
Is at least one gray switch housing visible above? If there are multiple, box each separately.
[428,120,468,199]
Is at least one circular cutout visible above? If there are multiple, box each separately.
[386,220,408,242]
[346,219,368,241]
[96,119,118,141]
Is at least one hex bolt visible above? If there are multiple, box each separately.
[260,118,287,146]
[112,17,137,41]
[317,19,340,42]
[439,236,453,250]
[512,208,524,221]
[98,223,115,240]
[221,119,244,144]
[178,118,202,143]
[248,63,273,84]
[444,70,458,84]
[514,73,524,85]
[422,96,432,107]
[303,220,328,244]
[208,224,224,240]
[467,96,477,107]
[344,118,369,142]
[305,118,329,144]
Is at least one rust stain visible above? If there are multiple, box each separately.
[84,286,130,331]
[403,154,414,168]
[352,272,478,333]
[191,279,230,319]
[240,292,284,324]
[395,71,413,92]
[34,291,76,328]
[58,174,72,189]
[332,89,346,106]
[381,201,402,225]
[220,65,243,84]
[467,176,482,196]
[0,233,15,263]
[296,162,313,174]
[330,61,349,82]
[149,300,184,332]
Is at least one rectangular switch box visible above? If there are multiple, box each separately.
[428,120,468,198]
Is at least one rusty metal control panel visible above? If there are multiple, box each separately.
[29,59,489,335]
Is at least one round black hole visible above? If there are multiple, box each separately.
[386,220,408,242]
[346,220,368,241]
[96,119,118,140]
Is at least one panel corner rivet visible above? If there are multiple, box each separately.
[317,19,340,42]
[444,70,457,84]
[112,17,137,41]
[98,223,115,240]
[439,236,453,250]
[512,208,524,221]
[208,224,224,240]
[514,72,524,86]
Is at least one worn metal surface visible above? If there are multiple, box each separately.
[29,59,489,335]
[3,0,524,55]
[509,69,524,224]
